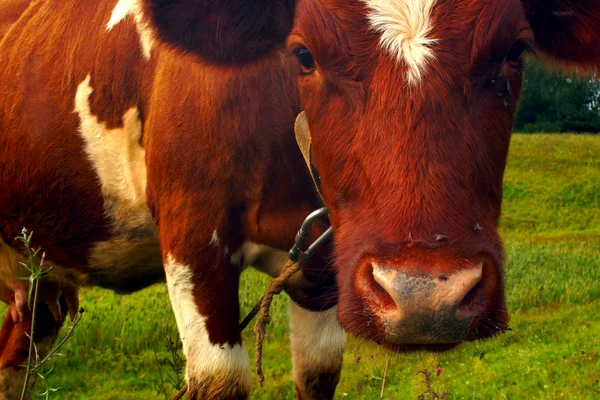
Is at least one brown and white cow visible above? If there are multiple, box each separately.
[0,0,599,399]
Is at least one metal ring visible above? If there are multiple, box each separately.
[288,207,332,261]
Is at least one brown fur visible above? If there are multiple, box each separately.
[0,0,599,398]
[0,0,324,398]
[0,0,28,42]
[524,0,600,69]
[140,0,296,63]
[187,370,251,400]
[295,370,341,400]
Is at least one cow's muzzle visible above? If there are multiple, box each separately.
[352,253,503,345]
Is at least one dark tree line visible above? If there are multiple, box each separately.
[514,59,600,133]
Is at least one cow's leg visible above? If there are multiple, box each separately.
[163,240,251,400]
[0,306,29,400]
[0,242,78,400]
[0,300,65,400]
[289,301,346,400]
[238,243,344,399]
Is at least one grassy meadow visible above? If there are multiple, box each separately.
[3,134,599,399]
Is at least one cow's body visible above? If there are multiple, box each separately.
[0,0,315,290]
[1,0,599,399]
[0,1,338,398]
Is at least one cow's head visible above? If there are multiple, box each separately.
[143,0,599,348]
[287,0,599,348]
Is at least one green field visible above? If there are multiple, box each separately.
[3,134,599,399]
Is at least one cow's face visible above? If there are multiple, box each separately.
[288,0,589,348]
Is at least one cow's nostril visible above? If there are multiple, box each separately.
[457,263,487,320]
[357,263,397,314]
[373,274,397,310]
[456,281,480,320]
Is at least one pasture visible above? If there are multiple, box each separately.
[3,134,599,399]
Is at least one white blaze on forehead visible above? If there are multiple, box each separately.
[164,253,252,390]
[363,0,438,85]
[106,0,154,60]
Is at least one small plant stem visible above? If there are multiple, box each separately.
[20,278,40,400]
[380,352,391,398]
[153,346,169,400]
[38,311,83,365]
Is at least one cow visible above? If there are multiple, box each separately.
[1,0,599,399]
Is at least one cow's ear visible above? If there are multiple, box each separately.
[141,0,296,63]
[523,0,600,68]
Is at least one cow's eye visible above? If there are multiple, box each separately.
[506,40,531,67]
[296,48,316,73]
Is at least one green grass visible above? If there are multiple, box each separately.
[3,134,599,399]
[501,134,600,239]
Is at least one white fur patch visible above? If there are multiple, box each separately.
[363,0,438,85]
[75,75,147,208]
[106,0,154,60]
[209,230,220,247]
[289,302,346,378]
[74,75,161,282]
[164,253,252,389]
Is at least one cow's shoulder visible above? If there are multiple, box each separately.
[0,0,162,282]
[0,0,158,125]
